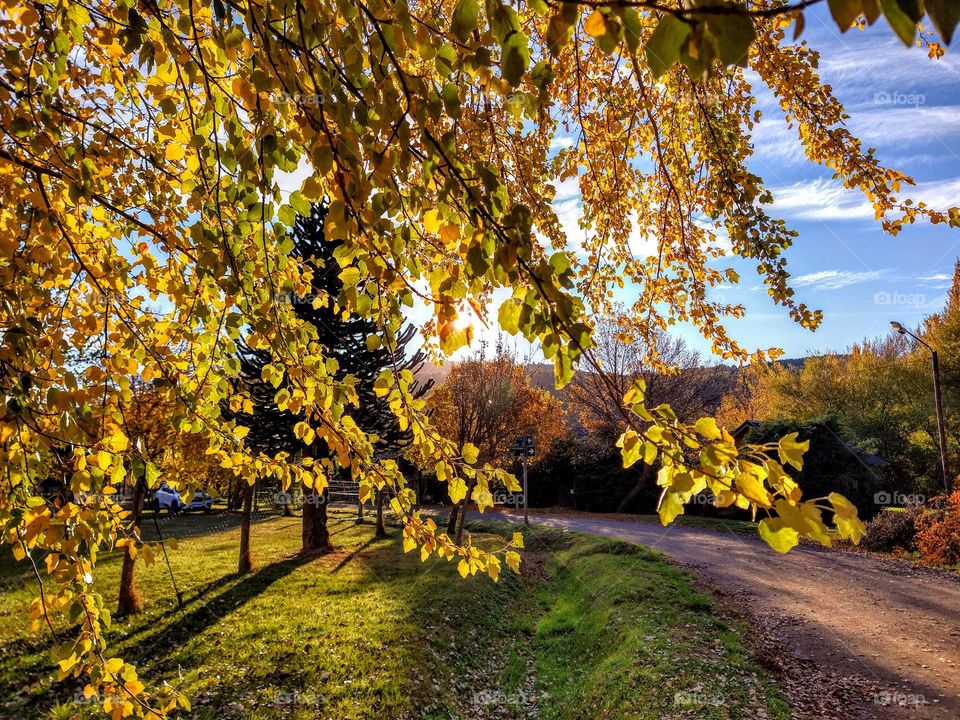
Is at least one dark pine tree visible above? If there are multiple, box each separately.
[232,204,432,556]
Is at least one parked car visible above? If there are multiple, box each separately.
[187,491,214,513]
[146,483,185,514]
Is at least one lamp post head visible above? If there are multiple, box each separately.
[890,321,906,334]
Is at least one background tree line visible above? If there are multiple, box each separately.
[426,266,960,524]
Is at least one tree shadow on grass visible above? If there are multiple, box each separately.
[1,520,529,720]
[138,510,281,543]
[0,552,320,720]
[330,537,378,573]
[125,552,318,673]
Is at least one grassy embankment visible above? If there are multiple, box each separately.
[0,509,790,719]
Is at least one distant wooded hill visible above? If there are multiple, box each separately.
[416,357,812,393]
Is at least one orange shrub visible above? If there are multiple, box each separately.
[914,490,960,566]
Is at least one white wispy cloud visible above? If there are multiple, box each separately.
[767,178,874,220]
[850,106,960,149]
[766,174,960,222]
[746,31,960,170]
[913,176,960,211]
[792,269,886,290]
[549,134,576,151]
[819,37,960,93]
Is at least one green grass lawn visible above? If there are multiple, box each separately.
[0,509,790,719]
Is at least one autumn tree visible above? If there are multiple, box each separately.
[3,0,957,712]
[567,316,735,511]
[714,363,781,429]
[233,204,433,555]
[428,343,566,539]
[738,341,936,493]
[117,380,234,605]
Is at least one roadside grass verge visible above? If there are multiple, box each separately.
[0,511,789,719]
[468,521,791,719]
[491,507,759,536]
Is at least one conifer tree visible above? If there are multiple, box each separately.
[233,205,431,555]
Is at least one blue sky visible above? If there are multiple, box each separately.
[464,12,960,363]
[691,13,960,359]
[278,11,960,363]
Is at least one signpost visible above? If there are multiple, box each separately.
[511,435,535,524]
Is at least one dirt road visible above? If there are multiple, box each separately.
[471,511,960,719]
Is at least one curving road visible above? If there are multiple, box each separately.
[470,510,960,720]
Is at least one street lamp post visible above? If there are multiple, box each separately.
[891,321,952,494]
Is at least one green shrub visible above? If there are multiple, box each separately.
[861,507,919,552]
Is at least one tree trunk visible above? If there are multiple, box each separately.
[356,497,365,524]
[301,485,333,553]
[615,466,653,514]
[455,503,467,544]
[117,477,147,616]
[454,479,477,544]
[374,490,388,539]
[446,503,460,536]
[238,482,254,574]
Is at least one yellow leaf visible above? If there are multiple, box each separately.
[778,432,809,470]
[512,531,524,549]
[448,477,468,504]
[457,559,470,577]
[473,485,494,511]
[164,144,185,162]
[487,556,501,582]
[734,465,773,508]
[96,451,112,471]
[617,429,642,468]
[58,653,78,672]
[758,517,799,553]
[714,489,737,508]
[775,499,831,546]
[462,442,479,464]
[657,488,685,525]
[423,209,441,234]
[104,431,129,453]
[694,417,722,441]
[439,223,460,245]
[765,460,801,502]
[358,483,372,503]
[829,493,866,543]
[505,550,521,573]
[584,9,607,36]
[302,175,325,200]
